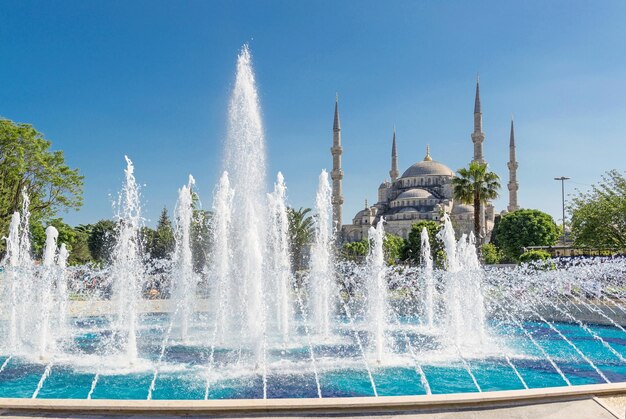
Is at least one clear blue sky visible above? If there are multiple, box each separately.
[1,0,625,226]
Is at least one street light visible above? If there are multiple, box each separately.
[554,176,570,244]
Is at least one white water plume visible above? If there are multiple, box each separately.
[421,227,435,328]
[223,44,267,344]
[365,217,387,363]
[310,169,335,338]
[267,172,293,342]
[110,156,144,364]
[172,174,196,342]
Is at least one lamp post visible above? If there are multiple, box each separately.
[554,176,570,244]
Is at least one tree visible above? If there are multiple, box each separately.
[341,233,405,265]
[481,243,502,265]
[451,162,500,244]
[518,249,551,263]
[69,228,93,265]
[145,207,175,260]
[493,209,559,261]
[383,234,405,264]
[569,170,626,251]
[191,208,212,273]
[401,220,445,267]
[30,218,77,259]
[287,207,314,272]
[88,219,117,264]
[0,119,83,252]
[341,240,369,262]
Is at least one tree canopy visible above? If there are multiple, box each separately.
[144,207,175,260]
[569,170,626,251]
[30,218,76,259]
[341,232,405,265]
[401,220,445,267]
[88,219,117,264]
[287,207,314,272]
[493,209,559,261]
[0,119,83,253]
[452,162,500,243]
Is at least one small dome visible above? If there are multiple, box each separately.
[401,160,454,178]
[399,207,419,213]
[354,208,368,218]
[396,188,434,200]
[452,204,473,214]
[378,181,390,189]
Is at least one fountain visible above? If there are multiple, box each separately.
[420,227,435,329]
[309,169,335,338]
[1,44,626,402]
[365,218,388,363]
[171,175,196,343]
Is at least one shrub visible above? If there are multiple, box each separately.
[518,249,551,263]
[481,243,502,264]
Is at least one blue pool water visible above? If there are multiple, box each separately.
[1,315,625,400]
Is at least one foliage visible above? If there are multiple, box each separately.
[287,207,314,272]
[493,209,559,261]
[341,240,369,262]
[0,119,83,252]
[145,207,175,260]
[341,233,405,265]
[518,249,551,263]
[401,220,445,268]
[383,233,405,264]
[87,219,117,264]
[191,208,212,273]
[451,162,500,242]
[68,229,92,265]
[481,243,502,264]
[569,170,626,250]
[30,218,77,259]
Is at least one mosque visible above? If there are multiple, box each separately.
[330,79,520,242]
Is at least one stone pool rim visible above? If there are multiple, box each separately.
[1,382,626,415]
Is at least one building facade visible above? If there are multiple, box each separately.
[336,79,515,242]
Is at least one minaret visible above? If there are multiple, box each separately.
[389,127,399,182]
[507,118,520,212]
[471,75,485,164]
[331,95,344,229]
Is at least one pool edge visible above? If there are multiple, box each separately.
[1,382,626,415]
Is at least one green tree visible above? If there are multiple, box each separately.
[518,249,551,263]
[451,162,500,244]
[569,170,626,250]
[341,240,369,262]
[481,243,502,265]
[69,228,93,265]
[493,209,559,261]
[191,208,212,273]
[383,233,405,264]
[88,219,117,264]
[146,207,175,260]
[0,119,83,252]
[30,218,77,259]
[287,207,314,272]
[341,233,405,265]
[401,220,445,267]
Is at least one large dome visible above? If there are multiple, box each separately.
[401,160,454,178]
[396,188,434,200]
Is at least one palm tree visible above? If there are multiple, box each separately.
[452,162,500,244]
[287,207,314,272]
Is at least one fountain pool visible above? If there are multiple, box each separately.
[1,45,626,402]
